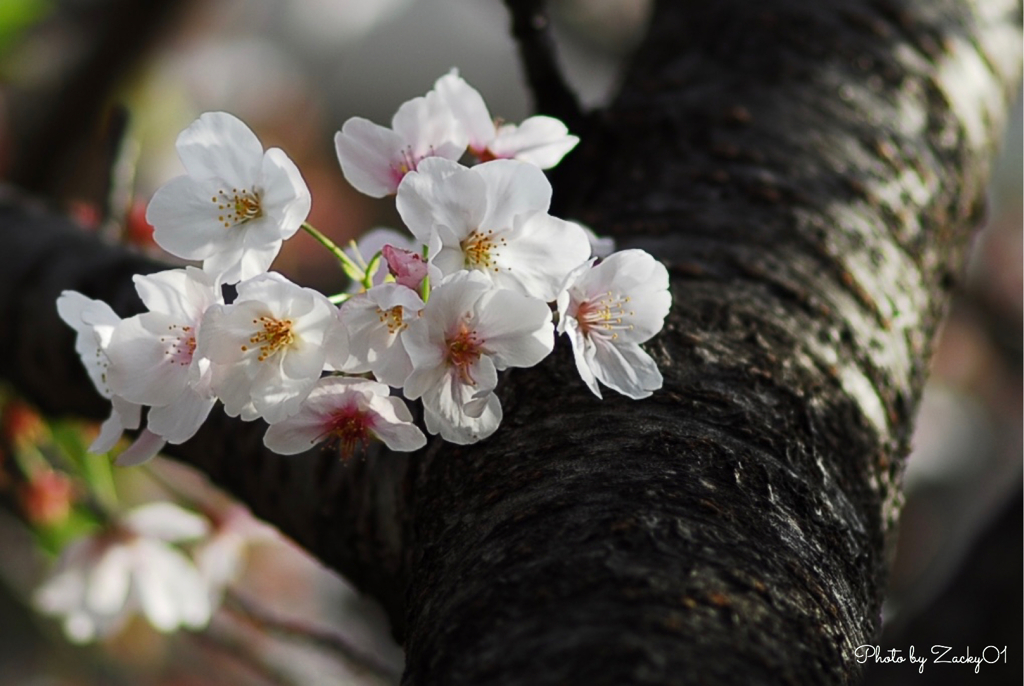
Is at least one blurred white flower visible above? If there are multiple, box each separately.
[193,505,275,607]
[557,250,671,399]
[146,112,311,285]
[34,502,212,643]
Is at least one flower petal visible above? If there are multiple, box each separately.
[89,399,141,454]
[227,238,282,284]
[391,90,467,162]
[433,69,496,151]
[133,267,220,321]
[175,111,264,188]
[591,339,663,400]
[147,175,242,261]
[263,409,331,454]
[57,292,119,398]
[124,502,210,542]
[489,116,579,168]
[475,159,552,233]
[84,546,131,616]
[473,289,554,370]
[258,147,311,241]
[490,213,591,301]
[563,316,602,398]
[146,391,216,444]
[396,157,485,244]
[106,313,191,406]
[115,429,167,467]
[423,391,502,445]
[335,118,406,197]
[368,396,426,452]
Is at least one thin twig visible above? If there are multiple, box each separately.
[187,627,303,686]
[502,0,585,129]
[224,590,402,682]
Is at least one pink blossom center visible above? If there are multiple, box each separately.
[319,407,372,459]
[576,291,634,340]
[161,324,197,366]
[389,146,424,189]
[472,145,498,162]
[445,324,483,385]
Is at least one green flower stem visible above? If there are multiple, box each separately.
[301,222,364,278]
[420,245,430,302]
[82,452,118,513]
[347,240,368,270]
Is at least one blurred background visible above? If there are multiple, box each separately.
[0,0,1019,684]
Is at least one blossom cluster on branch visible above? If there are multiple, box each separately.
[58,70,672,464]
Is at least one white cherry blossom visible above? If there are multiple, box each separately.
[34,502,212,643]
[396,157,591,302]
[57,292,167,465]
[557,250,671,400]
[57,292,140,450]
[197,272,345,424]
[338,283,424,387]
[335,91,467,198]
[434,69,578,168]
[146,112,311,285]
[264,377,426,455]
[403,271,554,444]
[105,268,221,455]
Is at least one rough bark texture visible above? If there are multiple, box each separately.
[0,0,1019,684]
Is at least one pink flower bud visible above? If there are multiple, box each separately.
[19,470,74,526]
[383,244,428,290]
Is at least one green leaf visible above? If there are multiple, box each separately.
[0,0,53,56]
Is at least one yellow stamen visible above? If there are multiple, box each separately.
[462,230,507,272]
[248,316,295,361]
[212,187,263,228]
[577,291,635,339]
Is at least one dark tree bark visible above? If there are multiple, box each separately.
[0,0,1019,684]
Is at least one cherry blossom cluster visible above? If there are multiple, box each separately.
[58,70,671,462]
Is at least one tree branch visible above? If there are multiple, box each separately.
[502,0,585,128]
[397,0,1021,683]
